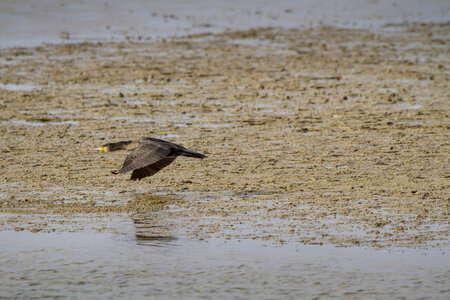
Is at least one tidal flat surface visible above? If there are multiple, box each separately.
[1,23,448,248]
[1,0,449,298]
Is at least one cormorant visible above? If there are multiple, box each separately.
[97,137,206,181]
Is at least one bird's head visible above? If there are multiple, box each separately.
[97,143,113,152]
[97,141,134,152]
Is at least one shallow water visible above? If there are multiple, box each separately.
[1,0,449,48]
[0,230,448,299]
[0,83,41,92]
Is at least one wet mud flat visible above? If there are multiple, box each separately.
[0,22,449,249]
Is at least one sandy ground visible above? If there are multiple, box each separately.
[1,17,449,248]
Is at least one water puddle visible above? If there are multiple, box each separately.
[0,83,41,92]
[0,230,447,299]
[7,120,79,127]
[398,103,424,110]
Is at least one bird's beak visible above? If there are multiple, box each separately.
[97,147,106,152]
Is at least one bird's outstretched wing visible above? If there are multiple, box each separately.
[130,157,176,181]
[119,141,171,174]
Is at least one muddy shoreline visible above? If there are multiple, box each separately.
[1,22,449,248]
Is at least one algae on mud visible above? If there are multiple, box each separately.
[0,23,449,248]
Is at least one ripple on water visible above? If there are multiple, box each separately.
[0,230,448,299]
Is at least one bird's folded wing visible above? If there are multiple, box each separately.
[119,142,171,173]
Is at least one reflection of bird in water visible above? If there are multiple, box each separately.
[133,212,176,246]
[131,194,178,246]
[97,137,206,181]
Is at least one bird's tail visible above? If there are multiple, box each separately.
[179,149,207,159]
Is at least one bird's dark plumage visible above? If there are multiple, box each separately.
[99,137,206,181]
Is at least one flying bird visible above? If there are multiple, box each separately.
[97,137,206,181]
